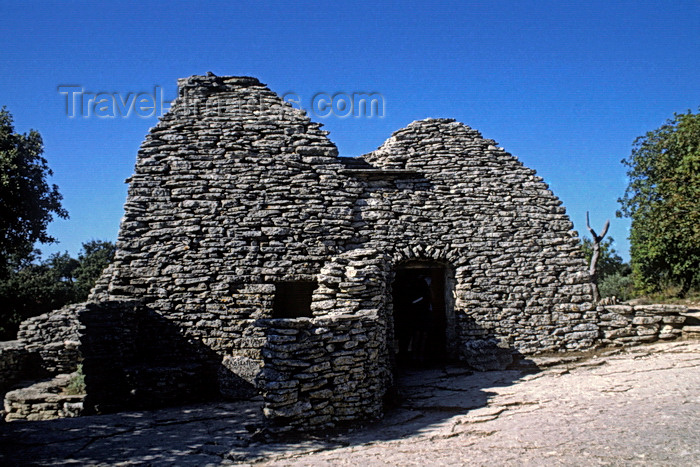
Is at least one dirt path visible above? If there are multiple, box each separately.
[262,340,700,466]
[2,340,699,466]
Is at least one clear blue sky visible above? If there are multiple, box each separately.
[1,0,699,261]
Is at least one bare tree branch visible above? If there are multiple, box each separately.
[599,219,610,240]
[586,211,610,303]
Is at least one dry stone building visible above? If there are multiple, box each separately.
[21,73,692,430]
[78,73,599,430]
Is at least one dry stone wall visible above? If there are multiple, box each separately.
[3,374,84,422]
[90,75,366,397]
[17,304,83,374]
[0,341,40,393]
[259,311,388,432]
[258,248,393,431]
[598,304,687,345]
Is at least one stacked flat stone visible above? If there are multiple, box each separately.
[361,119,597,354]
[17,304,84,374]
[598,304,687,345]
[0,341,38,393]
[3,374,84,421]
[5,74,688,429]
[259,248,392,430]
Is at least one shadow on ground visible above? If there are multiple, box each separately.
[0,360,538,466]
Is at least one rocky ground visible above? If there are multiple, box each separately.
[1,339,699,466]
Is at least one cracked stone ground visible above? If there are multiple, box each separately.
[1,340,699,466]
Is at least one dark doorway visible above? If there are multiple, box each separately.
[392,263,451,368]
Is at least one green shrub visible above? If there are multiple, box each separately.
[64,364,86,395]
[599,273,635,302]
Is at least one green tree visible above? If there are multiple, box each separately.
[0,107,68,276]
[0,241,115,339]
[617,109,700,297]
[0,250,78,339]
[598,273,634,302]
[73,240,116,300]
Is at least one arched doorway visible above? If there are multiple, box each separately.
[391,261,455,367]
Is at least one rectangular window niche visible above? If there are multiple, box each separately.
[272,281,317,318]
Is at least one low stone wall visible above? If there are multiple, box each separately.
[258,311,389,433]
[17,304,84,374]
[0,341,41,394]
[1,290,693,426]
[257,248,391,432]
[256,302,691,433]
[4,374,84,421]
[598,304,687,346]
[3,299,220,420]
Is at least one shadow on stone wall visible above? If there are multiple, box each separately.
[80,294,537,443]
[80,303,254,414]
[0,341,46,395]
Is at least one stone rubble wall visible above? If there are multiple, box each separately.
[0,341,41,393]
[74,298,219,413]
[4,74,693,429]
[598,304,687,346]
[87,76,368,408]
[77,300,139,413]
[78,75,602,425]
[2,300,692,424]
[16,304,84,375]
[2,306,86,421]
[259,248,392,432]
[259,312,387,432]
[312,248,393,320]
[0,73,633,427]
[2,299,222,421]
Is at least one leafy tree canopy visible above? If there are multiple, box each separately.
[73,240,116,299]
[0,107,67,275]
[617,109,700,296]
[0,241,115,339]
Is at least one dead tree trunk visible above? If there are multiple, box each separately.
[586,211,609,303]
